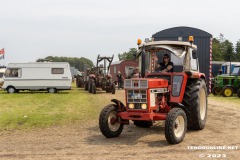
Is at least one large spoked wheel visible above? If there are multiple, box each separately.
[165,108,187,144]
[212,86,222,95]
[99,104,124,138]
[183,78,207,130]
[222,86,233,97]
[48,88,57,93]
[92,82,96,94]
[237,89,240,98]
[133,120,153,128]
[7,86,16,94]
[111,84,116,94]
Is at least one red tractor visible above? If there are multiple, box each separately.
[99,37,207,144]
[87,54,116,94]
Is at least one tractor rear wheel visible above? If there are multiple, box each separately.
[237,89,240,98]
[165,108,187,144]
[133,120,153,128]
[182,78,207,130]
[212,86,222,95]
[222,86,233,97]
[92,82,96,94]
[99,104,124,138]
[84,82,88,91]
[112,84,116,94]
[88,81,92,93]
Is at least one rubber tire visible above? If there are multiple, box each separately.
[92,82,96,94]
[7,86,16,94]
[48,88,57,93]
[99,104,124,138]
[88,81,92,93]
[237,89,240,98]
[182,78,207,130]
[222,86,233,97]
[165,108,187,144]
[112,84,116,94]
[212,86,222,95]
[84,82,88,91]
[133,120,153,128]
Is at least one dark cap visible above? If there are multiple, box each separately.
[163,54,169,58]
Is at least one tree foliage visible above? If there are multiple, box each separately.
[212,34,236,62]
[36,56,93,71]
[235,40,240,61]
[118,48,138,61]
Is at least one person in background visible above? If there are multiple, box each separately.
[159,54,174,72]
[117,71,123,89]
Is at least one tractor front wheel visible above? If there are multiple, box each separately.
[222,87,233,97]
[212,86,222,95]
[133,120,153,128]
[99,104,124,138]
[165,108,187,144]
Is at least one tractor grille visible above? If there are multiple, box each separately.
[127,90,147,103]
[124,79,148,89]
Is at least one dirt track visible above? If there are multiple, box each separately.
[0,90,240,160]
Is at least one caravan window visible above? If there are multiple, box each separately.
[52,68,64,74]
[5,68,21,78]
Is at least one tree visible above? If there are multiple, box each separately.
[235,40,240,61]
[222,40,234,61]
[212,38,223,61]
[118,48,138,61]
[36,56,93,71]
[212,34,235,61]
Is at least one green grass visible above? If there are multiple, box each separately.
[0,84,115,131]
[1,85,239,131]
[208,94,240,107]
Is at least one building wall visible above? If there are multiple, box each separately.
[110,60,138,82]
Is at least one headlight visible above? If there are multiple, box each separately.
[141,104,147,109]
[129,103,134,109]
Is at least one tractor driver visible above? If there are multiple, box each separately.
[158,54,174,72]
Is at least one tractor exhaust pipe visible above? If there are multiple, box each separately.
[141,48,146,78]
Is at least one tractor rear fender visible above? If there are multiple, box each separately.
[188,72,206,80]
[111,99,126,111]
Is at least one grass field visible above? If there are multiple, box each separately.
[0,85,118,131]
[0,85,239,131]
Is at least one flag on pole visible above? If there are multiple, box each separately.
[0,48,4,55]
[0,48,4,59]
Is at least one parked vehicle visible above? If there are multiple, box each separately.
[2,62,72,93]
[99,36,208,144]
[85,54,115,94]
[0,67,6,87]
[212,65,240,97]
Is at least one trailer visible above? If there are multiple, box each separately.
[2,62,72,93]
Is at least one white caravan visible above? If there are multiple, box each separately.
[2,62,72,93]
[0,67,6,87]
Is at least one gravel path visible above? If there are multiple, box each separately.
[0,91,239,160]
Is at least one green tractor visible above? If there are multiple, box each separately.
[212,65,240,97]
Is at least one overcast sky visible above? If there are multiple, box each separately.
[0,0,239,65]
